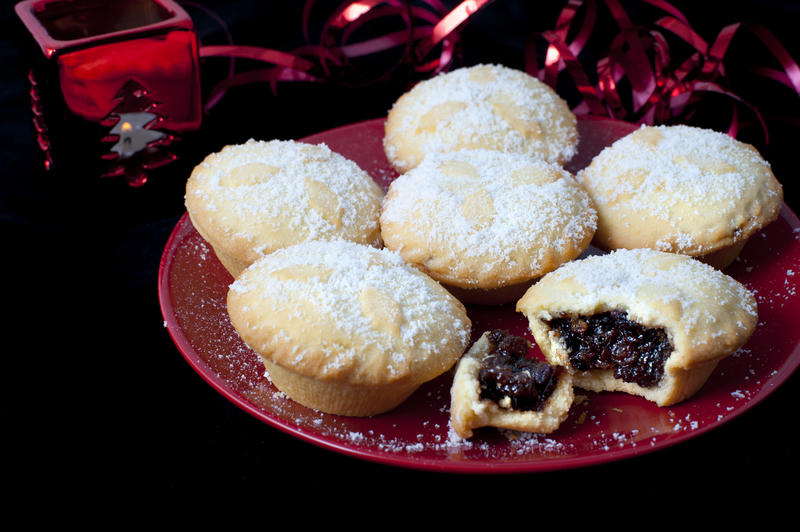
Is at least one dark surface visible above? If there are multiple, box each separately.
[4,0,798,510]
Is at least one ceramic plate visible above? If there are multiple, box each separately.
[158,117,800,473]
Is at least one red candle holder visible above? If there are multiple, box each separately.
[16,0,202,187]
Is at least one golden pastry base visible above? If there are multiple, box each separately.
[445,279,536,306]
[262,359,422,417]
[698,239,748,270]
[573,358,720,407]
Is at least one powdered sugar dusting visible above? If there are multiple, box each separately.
[229,240,470,380]
[186,139,383,261]
[381,149,596,286]
[384,64,578,170]
[576,124,782,254]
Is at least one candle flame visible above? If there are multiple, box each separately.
[342,2,372,22]
[545,45,561,67]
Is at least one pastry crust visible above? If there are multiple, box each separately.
[575,125,783,268]
[380,149,596,304]
[383,64,578,173]
[185,139,384,278]
[227,240,472,416]
[450,332,574,439]
[516,248,758,406]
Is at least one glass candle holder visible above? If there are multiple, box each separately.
[16,0,202,186]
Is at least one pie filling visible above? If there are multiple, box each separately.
[545,310,673,388]
[478,329,563,411]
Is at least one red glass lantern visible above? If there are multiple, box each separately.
[16,0,202,186]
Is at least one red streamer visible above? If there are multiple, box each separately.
[192,0,798,145]
[198,0,494,110]
[525,0,800,144]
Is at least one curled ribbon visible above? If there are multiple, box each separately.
[195,0,494,112]
[525,0,800,144]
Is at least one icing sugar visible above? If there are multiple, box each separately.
[575,125,781,253]
[230,240,471,375]
[188,139,383,251]
[381,149,596,284]
[385,64,578,168]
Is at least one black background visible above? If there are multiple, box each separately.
[3,0,798,511]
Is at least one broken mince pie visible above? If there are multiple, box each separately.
[516,248,758,406]
[450,330,574,439]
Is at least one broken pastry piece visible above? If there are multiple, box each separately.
[450,330,574,439]
[516,248,758,406]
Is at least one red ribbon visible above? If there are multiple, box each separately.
[191,0,799,146]
[525,0,800,144]
[198,0,494,110]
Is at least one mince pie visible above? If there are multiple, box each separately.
[383,63,578,173]
[186,139,384,278]
[516,248,758,406]
[575,125,783,268]
[227,240,471,416]
[380,149,596,304]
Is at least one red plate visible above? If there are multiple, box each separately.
[158,117,800,473]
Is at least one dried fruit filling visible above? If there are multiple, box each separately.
[546,310,673,388]
[478,329,562,411]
